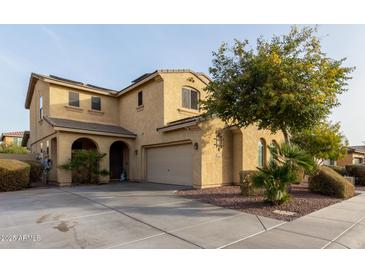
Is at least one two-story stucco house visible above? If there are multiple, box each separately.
[0,131,25,146]
[25,69,284,188]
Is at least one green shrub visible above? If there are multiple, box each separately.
[239,170,259,196]
[60,150,108,184]
[253,143,316,205]
[253,161,297,205]
[0,144,28,154]
[326,165,347,176]
[308,166,355,198]
[0,159,30,192]
[22,160,43,183]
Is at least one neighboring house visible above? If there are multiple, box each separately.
[25,70,284,188]
[336,146,365,166]
[0,131,25,146]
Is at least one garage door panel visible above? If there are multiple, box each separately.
[146,144,193,186]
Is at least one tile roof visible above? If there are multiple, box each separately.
[119,69,211,94]
[41,74,119,93]
[44,117,136,137]
[348,145,365,154]
[0,131,25,141]
[1,131,24,137]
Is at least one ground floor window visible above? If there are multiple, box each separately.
[258,139,266,168]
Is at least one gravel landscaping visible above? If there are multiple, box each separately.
[177,183,344,221]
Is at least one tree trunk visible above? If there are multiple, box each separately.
[282,128,290,144]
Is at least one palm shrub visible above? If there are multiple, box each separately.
[269,143,317,178]
[253,161,296,204]
[60,150,109,184]
[253,143,316,205]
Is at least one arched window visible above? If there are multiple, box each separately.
[182,87,199,110]
[258,138,266,168]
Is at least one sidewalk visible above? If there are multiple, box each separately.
[225,191,365,249]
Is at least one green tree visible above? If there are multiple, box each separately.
[291,121,348,162]
[203,26,354,143]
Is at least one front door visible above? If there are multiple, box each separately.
[110,142,124,180]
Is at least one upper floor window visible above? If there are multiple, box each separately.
[39,96,43,120]
[69,91,79,107]
[91,96,101,111]
[182,87,199,110]
[138,91,143,106]
[258,138,266,168]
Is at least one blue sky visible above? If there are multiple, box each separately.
[0,25,363,145]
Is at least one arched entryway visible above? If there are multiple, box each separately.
[71,138,98,184]
[109,141,129,180]
[72,138,98,151]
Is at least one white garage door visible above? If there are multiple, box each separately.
[146,144,193,186]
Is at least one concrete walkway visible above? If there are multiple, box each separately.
[225,191,365,249]
[1,182,364,248]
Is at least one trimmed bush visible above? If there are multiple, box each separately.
[0,159,30,192]
[345,165,365,186]
[326,165,347,176]
[22,160,43,183]
[308,166,355,198]
[239,170,258,196]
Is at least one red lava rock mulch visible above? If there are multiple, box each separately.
[177,183,344,221]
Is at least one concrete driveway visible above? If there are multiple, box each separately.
[0,182,284,249]
[2,182,365,249]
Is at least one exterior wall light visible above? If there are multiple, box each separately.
[214,131,224,149]
[193,142,199,150]
[134,149,138,155]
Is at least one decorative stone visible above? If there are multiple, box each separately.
[273,210,297,216]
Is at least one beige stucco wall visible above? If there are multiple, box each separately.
[199,118,230,188]
[198,120,284,188]
[49,84,120,126]
[28,79,55,154]
[161,72,208,124]
[241,124,284,171]
[118,77,164,143]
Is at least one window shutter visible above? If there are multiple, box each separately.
[182,88,190,108]
[191,90,198,110]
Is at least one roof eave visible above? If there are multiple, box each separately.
[25,73,118,109]
[118,70,159,96]
[157,120,200,132]
[53,126,136,138]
